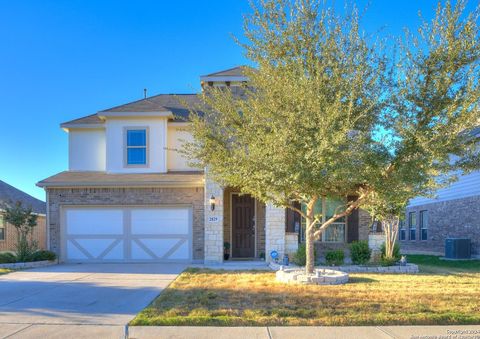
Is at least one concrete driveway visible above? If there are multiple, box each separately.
[0,263,186,338]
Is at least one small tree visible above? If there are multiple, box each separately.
[186,0,480,275]
[2,201,38,262]
[364,191,407,260]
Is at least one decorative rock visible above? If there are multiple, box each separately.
[0,260,57,270]
[314,263,419,274]
[276,267,349,285]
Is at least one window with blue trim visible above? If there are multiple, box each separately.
[126,129,147,165]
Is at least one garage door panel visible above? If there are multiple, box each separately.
[75,239,120,258]
[167,240,190,260]
[131,209,189,234]
[67,240,90,260]
[131,240,156,260]
[66,209,123,235]
[64,206,191,262]
[102,241,124,260]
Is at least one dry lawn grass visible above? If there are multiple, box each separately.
[131,259,480,326]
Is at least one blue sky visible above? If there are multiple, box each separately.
[0,0,474,201]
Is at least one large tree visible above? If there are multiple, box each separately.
[186,0,480,274]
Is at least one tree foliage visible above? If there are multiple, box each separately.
[186,0,480,274]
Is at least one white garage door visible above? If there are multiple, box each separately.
[63,206,192,262]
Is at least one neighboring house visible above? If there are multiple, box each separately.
[37,66,371,264]
[403,127,480,257]
[0,180,47,252]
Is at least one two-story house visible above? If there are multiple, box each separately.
[37,67,371,264]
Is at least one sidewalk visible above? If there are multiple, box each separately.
[128,325,480,339]
[3,324,480,338]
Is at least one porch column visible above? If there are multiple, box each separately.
[204,173,224,264]
[265,203,286,263]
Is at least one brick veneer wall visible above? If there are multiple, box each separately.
[0,215,47,252]
[46,187,204,260]
[403,195,480,256]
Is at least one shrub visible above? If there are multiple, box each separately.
[380,242,401,266]
[0,252,17,264]
[292,243,317,266]
[325,250,344,266]
[350,240,371,265]
[31,250,57,262]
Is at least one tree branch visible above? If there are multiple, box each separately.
[313,190,371,239]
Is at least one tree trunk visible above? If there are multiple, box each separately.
[305,198,317,274]
[383,216,400,259]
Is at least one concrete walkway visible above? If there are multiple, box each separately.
[3,324,480,338]
[0,263,185,338]
[129,325,480,339]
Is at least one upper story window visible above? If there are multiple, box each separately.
[125,128,148,166]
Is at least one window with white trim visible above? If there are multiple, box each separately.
[420,210,428,241]
[126,129,147,165]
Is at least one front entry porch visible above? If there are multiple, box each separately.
[224,188,265,260]
[204,176,291,264]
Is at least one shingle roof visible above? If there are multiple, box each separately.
[61,94,206,128]
[201,66,250,77]
[99,94,204,119]
[37,171,205,188]
[0,180,46,214]
[61,114,103,127]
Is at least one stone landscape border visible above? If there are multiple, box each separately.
[270,262,419,274]
[0,260,58,270]
[276,267,349,285]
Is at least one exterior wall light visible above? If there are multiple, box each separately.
[209,195,216,211]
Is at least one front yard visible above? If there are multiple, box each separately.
[131,255,480,326]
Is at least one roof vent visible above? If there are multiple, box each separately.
[144,88,147,99]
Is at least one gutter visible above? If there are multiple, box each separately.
[36,180,205,189]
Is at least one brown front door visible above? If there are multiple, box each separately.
[232,193,255,258]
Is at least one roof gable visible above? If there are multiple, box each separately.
[0,180,46,214]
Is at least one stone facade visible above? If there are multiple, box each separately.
[265,203,286,262]
[204,176,224,263]
[46,187,204,260]
[0,214,47,252]
[285,233,299,256]
[403,195,480,257]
